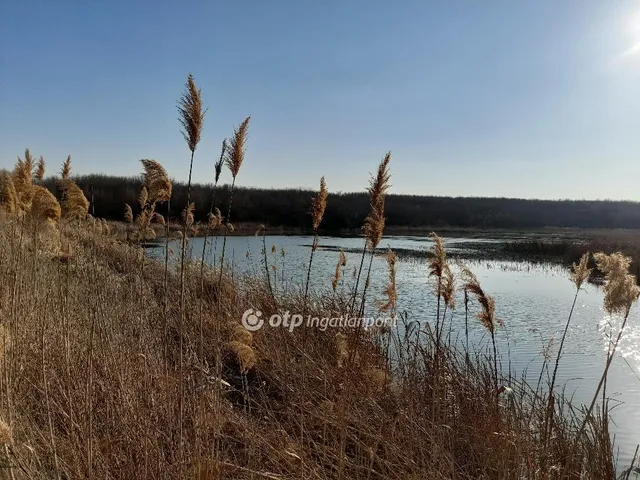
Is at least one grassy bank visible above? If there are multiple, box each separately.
[0,211,629,479]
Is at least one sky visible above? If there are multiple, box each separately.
[3,1,640,200]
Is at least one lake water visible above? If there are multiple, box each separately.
[148,234,640,468]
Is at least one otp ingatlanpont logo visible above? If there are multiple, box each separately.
[241,308,264,331]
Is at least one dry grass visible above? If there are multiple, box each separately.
[0,77,632,480]
[0,180,630,479]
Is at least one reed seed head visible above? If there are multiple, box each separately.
[12,153,35,213]
[379,249,397,313]
[363,152,391,250]
[140,159,172,203]
[228,322,253,346]
[0,171,17,215]
[215,139,227,184]
[311,176,328,231]
[35,156,46,181]
[461,266,496,334]
[152,212,165,226]
[178,73,206,153]
[30,185,61,226]
[429,232,447,280]
[594,252,640,315]
[227,341,257,373]
[60,179,89,219]
[182,202,195,227]
[442,264,456,309]
[61,155,72,180]
[332,249,347,292]
[124,204,134,223]
[138,186,149,210]
[208,207,223,229]
[571,253,592,290]
[226,116,251,178]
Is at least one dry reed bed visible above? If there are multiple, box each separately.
[0,73,636,479]
[0,216,618,479]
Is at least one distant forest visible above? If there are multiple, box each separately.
[40,174,640,232]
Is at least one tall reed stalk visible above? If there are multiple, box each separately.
[218,116,250,282]
[545,253,590,443]
[177,73,205,468]
[562,252,639,478]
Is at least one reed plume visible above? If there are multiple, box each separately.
[124,204,133,223]
[182,202,195,227]
[61,155,71,180]
[138,187,149,210]
[0,171,17,215]
[442,265,455,310]
[31,185,61,226]
[13,150,35,213]
[593,252,640,315]
[225,116,251,179]
[208,208,223,228]
[429,232,448,339]
[332,249,347,292]
[311,176,328,231]
[60,180,89,219]
[304,176,329,305]
[178,74,206,153]
[379,249,397,314]
[35,156,46,182]
[354,152,391,317]
[215,139,227,184]
[571,252,592,290]
[140,159,172,204]
[429,233,447,290]
[227,341,257,374]
[362,152,391,251]
[462,265,499,388]
[218,117,251,281]
[152,213,165,226]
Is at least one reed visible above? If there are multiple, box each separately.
[218,116,250,280]
[354,152,391,316]
[545,252,591,443]
[461,265,499,390]
[177,73,206,468]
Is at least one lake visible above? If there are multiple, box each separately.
[148,233,640,467]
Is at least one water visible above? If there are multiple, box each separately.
[148,234,640,466]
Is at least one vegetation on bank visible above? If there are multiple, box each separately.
[1,73,639,479]
[506,233,640,280]
[32,175,640,233]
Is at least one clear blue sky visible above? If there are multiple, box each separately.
[2,0,640,200]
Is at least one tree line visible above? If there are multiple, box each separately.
[40,174,640,232]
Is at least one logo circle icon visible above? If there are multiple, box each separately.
[241,308,263,331]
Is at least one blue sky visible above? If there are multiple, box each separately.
[2,1,640,199]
